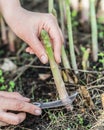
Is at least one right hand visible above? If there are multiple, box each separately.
[0,91,41,126]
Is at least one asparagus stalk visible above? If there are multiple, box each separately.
[65,0,78,73]
[90,0,98,61]
[58,0,65,36]
[49,0,70,69]
[48,0,54,13]
[58,0,71,69]
[81,47,90,70]
[41,30,72,109]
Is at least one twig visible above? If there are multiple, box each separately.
[25,65,104,74]
[17,43,27,56]
[13,58,37,82]
[87,76,104,86]
[87,84,104,90]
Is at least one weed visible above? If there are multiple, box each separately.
[0,69,15,92]
[98,52,104,68]
[77,114,84,125]
[71,10,78,28]
[81,46,90,70]
[8,81,15,92]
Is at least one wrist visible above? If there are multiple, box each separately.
[0,0,21,23]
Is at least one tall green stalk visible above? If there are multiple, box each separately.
[48,0,54,13]
[49,0,70,69]
[65,0,78,74]
[90,0,98,61]
[59,0,65,36]
[41,30,72,109]
[59,0,71,69]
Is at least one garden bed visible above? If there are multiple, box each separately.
[0,0,104,130]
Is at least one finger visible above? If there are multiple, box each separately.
[0,97,42,116]
[26,47,34,54]
[0,112,26,125]
[0,121,9,126]
[0,91,30,102]
[50,26,62,63]
[43,14,63,63]
[27,32,48,64]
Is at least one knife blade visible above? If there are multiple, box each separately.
[32,92,78,109]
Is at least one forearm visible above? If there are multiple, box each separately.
[0,0,21,21]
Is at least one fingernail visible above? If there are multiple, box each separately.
[35,109,42,115]
[40,55,48,64]
[30,52,34,54]
[59,58,61,63]
[56,57,61,64]
[23,97,30,102]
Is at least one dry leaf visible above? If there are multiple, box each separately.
[101,93,104,110]
[62,70,69,82]
[39,73,50,80]
[79,86,95,109]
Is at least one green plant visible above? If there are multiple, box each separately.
[41,30,72,109]
[0,69,15,91]
[98,52,104,68]
[90,0,98,61]
[8,81,15,92]
[49,0,71,70]
[77,115,84,125]
[71,10,78,28]
[58,0,71,69]
[81,46,90,70]
[98,23,104,39]
[65,0,78,74]
[0,69,6,90]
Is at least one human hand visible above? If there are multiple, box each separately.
[3,7,63,64]
[0,91,41,126]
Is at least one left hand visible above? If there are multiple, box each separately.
[4,7,64,64]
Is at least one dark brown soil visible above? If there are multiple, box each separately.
[0,0,104,130]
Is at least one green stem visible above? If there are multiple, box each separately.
[90,0,98,61]
[48,0,54,13]
[49,0,70,69]
[59,0,71,69]
[59,0,65,35]
[65,0,78,74]
[61,46,70,69]
[41,30,72,109]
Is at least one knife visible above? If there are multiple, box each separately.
[32,92,78,109]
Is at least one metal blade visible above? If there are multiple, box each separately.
[33,92,78,109]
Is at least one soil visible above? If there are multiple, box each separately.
[0,0,104,130]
